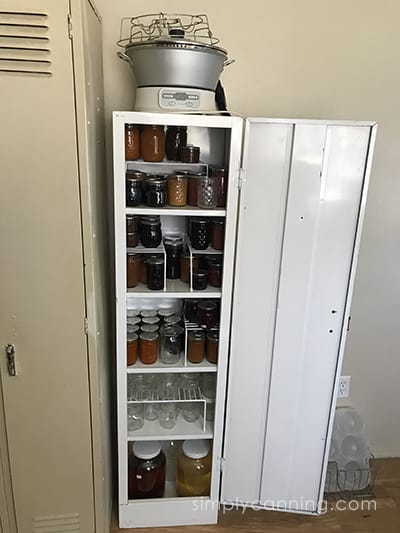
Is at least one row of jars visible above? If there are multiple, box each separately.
[126,215,225,251]
[127,374,216,430]
[128,439,211,499]
[125,124,201,164]
[126,168,227,209]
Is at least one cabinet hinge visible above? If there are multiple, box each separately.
[84,317,89,335]
[347,315,351,332]
[67,14,73,39]
[238,168,246,190]
[218,457,226,472]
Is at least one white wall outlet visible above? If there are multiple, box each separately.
[337,376,351,398]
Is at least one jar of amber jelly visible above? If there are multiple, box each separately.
[139,332,159,364]
[177,440,211,497]
[167,173,188,207]
[125,124,140,161]
[141,125,165,162]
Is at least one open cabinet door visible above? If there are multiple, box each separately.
[221,118,376,513]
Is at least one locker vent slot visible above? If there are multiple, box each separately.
[32,512,80,532]
[0,10,51,76]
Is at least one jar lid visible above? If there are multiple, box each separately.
[210,167,226,177]
[140,332,159,341]
[140,324,158,333]
[127,252,141,258]
[193,269,208,279]
[142,316,160,325]
[141,218,161,226]
[126,170,145,179]
[127,316,141,325]
[127,325,140,335]
[180,145,200,154]
[182,439,210,460]
[147,256,164,265]
[133,441,162,460]
[188,330,205,340]
[164,240,183,251]
[207,331,219,341]
[164,233,183,243]
[198,300,217,310]
[141,309,157,318]
[126,175,143,183]
[162,325,183,336]
[167,173,187,180]
[164,314,181,324]
[158,308,175,318]
[127,332,138,341]
[127,309,140,317]
[191,218,209,225]
[147,179,166,186]
[211,218,225,225]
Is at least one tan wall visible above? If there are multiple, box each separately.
[96,0,400,456]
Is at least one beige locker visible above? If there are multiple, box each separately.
[0,1,112,532]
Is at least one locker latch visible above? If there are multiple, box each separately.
[5,344,16,376]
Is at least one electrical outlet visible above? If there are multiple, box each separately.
[337,376,351,398]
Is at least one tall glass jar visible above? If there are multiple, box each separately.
[210,167,227,207]
[164,239,183,279]
[125,124,140,161]
[165,125,187,161]
[139,332,159,364]
[187,331,205,363]
[127,253,142,288]
[141,125,165,162]
[146,256,165,290]
[167,174,188,207]
[197,176,217,209]
[180,253,199,283]
[210,218,225,250]
[126,171,143,207]
[190,218,210,250]
[160,325,183,365]
[128,442,166,499]
[177,440,211,496]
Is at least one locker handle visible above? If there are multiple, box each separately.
[5,344,16,376]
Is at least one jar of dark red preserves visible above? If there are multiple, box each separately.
[145,178,167,207]
[126,171,144,207]
[208,259,223,288]
[210,218,225,250]
[190,218,210,250]
[210,167,227,207]
[128,441,166,499]
[146,256,165,290]
[140,217,162,248]
[197,300,219,329]
[127,253,142,288]
[165,126,187,161]
[164,239,183,279]
[179,145,200,164]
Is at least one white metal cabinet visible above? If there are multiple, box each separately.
[222,119,377,513]
[113,114,376,527]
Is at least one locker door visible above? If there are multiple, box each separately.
[222,119,376,513]
[0,2,95,531]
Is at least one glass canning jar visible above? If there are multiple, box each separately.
[180,253,199,283]
[127,253,142,288]
[140,217,162,248]
[187,331,206,363]
[167,173,188,207]
[192,270,208,290]
[139,332,159,364]
[165,125,187,161]
[141,125,165,162]
[197,176,217,209]
[145,178,167,207]
[127,332,139,366]
[190,218,210,250]
[164,239,183,279]
[206,331,219,364]
[197,300,219,329]
[128,442,166,499]
[146,256,165,290]
[126,171,144,207]
[177,440,211,497]
[160,325,183,365]
[210,218,225,250]
[125,124,140,161]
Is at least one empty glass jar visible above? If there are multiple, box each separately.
[127,404,144,432]
[197,176,217,208]
[160,325,184,365]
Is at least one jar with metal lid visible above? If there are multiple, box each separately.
[179,144,200,164]
[187,331,205,363]
[127,324,139,335]
[139,332,159,364]
[177,440,211,497]
[127,316,141,326]
[187,174,199,206]
[190,218,210,250]
[160,325,183,365]
[165,125,187,161]
[125,124,140,161]
[146,256,165,290]
[127,332,139,366]
[140,324,159,333]
[140,217,162,248]
[208,260,222,288]
[127,232,139,248]
[142,316,160,326]
[197,175,217,209]
[127,253,142,288]
[197,300,219,329]
[167,173,188,207]
[164,314,181,327]
[183,300,200,323]
[140,309,158,318]
[126,214,139,233]
[192,270,208,290]
[180,253,199,283]
[210,167,227,207]
[128,441,166,499]
[164,239,183,279]
[210,218,225,250]
[145,178,167,207]
[126,171,144,207]
[141,125,165,162]
[158,308,175,322]
[206,331,219,364]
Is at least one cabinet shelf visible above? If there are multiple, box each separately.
[126,206,226,217]
[127,280,221,299]
[127,417,213,441]
[127,358,217,373]
[126,159,207,171]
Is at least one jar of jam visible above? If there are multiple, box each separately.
[147,256,165,290]
[211,167,227,207]
[141,125,165,162]
[180,253,199,283]
[197,300,218,329]
[165,125,187,161]
[127,253,142,288]
[206,331,219,364]
[167,173,188,207]
[208,260,222,288]
[210,218,225,250]
[139,332,159,364]
[187,331,205,363]
[179,145,200,164]
[126,214,139,233]
[177,440,211,497]
[164,240,183,279]
[160,325,183,365]
[125,124,140,161]
[126,171,144,207]
[128,441,166,499]
[127,333,138,365]
[140,217,162,248]
[190,218,210,250]
[187,174,199,206]
[192,270,208,290]
[127,232,139,248]
[197,176,217,209]
[145,178,167,207]
[183,300,200,323]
